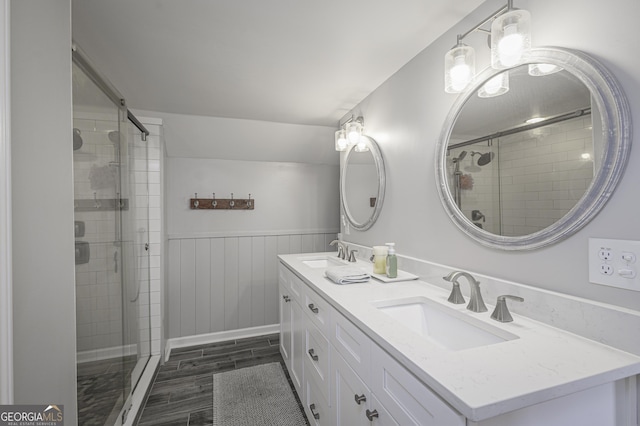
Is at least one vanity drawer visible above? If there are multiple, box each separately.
[371,344,464,426]
[305,374,331,426]
[331,310,372,383]
[305,316,331,403]
[304,286,332,336]
[279,263,304,302]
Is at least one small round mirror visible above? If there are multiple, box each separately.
[341,136,386,231]
[436,47,631,250]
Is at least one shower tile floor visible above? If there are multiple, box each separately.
[137,333,308,426]
[77,355,137,425]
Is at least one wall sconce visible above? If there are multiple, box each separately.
[335,116,365,151]
[444,0,530,94]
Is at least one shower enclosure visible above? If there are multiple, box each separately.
[72,52,151,424]
[447,113,594,236]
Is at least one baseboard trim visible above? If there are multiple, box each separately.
[165,324,280,361]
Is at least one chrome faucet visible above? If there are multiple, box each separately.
[443,271,488,313]
[330,239,347,260]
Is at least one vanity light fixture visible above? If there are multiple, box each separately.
[335,115,365,151]
[335,128,348,151]
[444,0,530,93]
[528,63,563,76]
[478,72,509,98]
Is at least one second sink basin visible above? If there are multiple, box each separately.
[300,255,345,269]
[373,297,518,351]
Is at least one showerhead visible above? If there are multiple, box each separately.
[477,152,495,166]
[73,128,83,150]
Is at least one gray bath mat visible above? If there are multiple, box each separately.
[212,362,307,425]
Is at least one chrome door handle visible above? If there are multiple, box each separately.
[366,409,379,421]
[308,303,319,314]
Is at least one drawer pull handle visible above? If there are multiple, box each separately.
[282,295,291,302]
[354,393,367,405]
[308,348,319,361]
[308,303,319,314]
[366,409,379,421]
[309,403,320,420]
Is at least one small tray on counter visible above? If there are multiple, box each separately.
[371,269,419,283]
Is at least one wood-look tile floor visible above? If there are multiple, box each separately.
[137,334,309,426]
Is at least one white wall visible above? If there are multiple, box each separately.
[342,0,640,311]
[167,157,339,237]
[10,0,77,422]
[134,109,339,165]
[152,111,340,340]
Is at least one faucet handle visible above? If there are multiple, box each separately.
[447,282,465,304]
[348,250,358,263]
[491,295,524,323]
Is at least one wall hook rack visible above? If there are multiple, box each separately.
[190,192,254,210]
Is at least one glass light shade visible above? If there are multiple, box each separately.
[346,121,363,145]
[491,9,531,69]
[354,139,369,152]
[444,44,475,93]
[335,129,348,151]
[478,72,509,98]
[528,63,563,76]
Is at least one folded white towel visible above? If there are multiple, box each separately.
[325,266,370,284]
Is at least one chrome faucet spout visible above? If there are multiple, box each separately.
[330,239,347,260]
[443,271,488,313]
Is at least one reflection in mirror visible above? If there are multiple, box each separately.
[341,136,386,231]
[447,64,598,236]
[436,48,631,250]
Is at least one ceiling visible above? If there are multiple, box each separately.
[72,0,486,128]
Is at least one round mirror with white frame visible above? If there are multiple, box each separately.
[436,47,631,250]
[341,135,386,231]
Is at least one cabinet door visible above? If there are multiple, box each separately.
[305,374,331,426]
[291,297,305,395]
[371,344,465,426]
[332,347,370,426]
[279,283,292,368]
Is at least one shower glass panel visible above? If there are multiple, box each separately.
[72,60,151,424]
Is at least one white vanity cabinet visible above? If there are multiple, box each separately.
[280,261,466,426]
[278,265,304,396]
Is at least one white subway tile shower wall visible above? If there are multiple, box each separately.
[449,115,592,236]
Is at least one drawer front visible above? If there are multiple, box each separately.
[331,311,372,383]
[279,262,303,302]
[369,394,400,426]
[331,347,370,426]
[371,344,465,426]
[305,375,331,426]
[305,317,331,402]
[304,287,332,336]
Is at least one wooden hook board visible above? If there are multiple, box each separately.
[190,198,254,210]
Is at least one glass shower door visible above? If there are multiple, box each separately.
[72,58,152,424]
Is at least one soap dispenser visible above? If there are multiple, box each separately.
[385,243,397,278]
[372,246,388,274]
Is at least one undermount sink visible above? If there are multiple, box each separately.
[373,297,518,351]
[300,255,345,269]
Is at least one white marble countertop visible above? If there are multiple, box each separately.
[280,253,640,421]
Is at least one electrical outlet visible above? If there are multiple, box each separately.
[598,249,613,261]
[589,238,640,291]
[600,264,613,275]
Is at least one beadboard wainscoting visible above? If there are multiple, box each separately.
[167,231,337,340]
